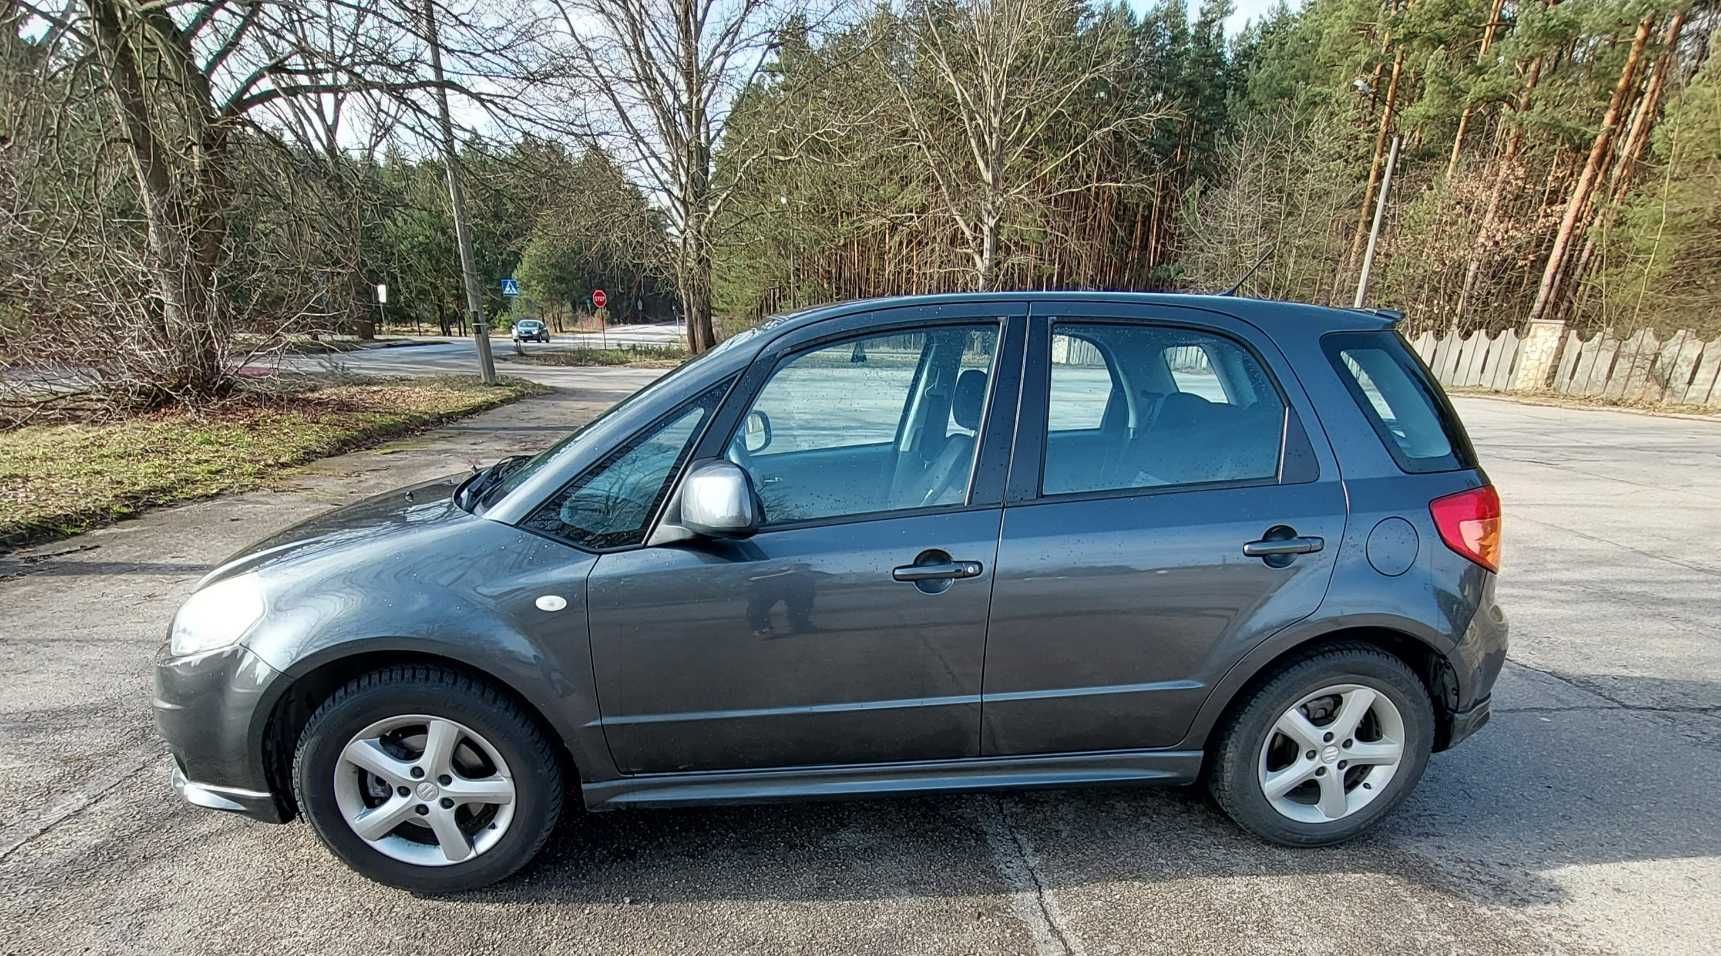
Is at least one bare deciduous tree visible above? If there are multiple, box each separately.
[881,0,1168,290]
[543,0,812,352]
[2,0,539,409]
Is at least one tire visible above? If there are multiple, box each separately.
[1207,643,1434,847]
[292,665,564,892]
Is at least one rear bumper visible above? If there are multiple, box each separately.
[1437,572,1506,750]
[1445,695,1492,749]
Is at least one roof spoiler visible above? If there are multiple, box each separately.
[1352,306,1404,325]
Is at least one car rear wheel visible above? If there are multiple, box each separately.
[1208,643,1433,846]
[292,665,563,892]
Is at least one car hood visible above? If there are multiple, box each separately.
[200,473,476,587]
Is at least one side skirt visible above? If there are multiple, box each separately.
[580,749,1204,810]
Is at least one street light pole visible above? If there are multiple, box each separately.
[422,0,496,384]
[1353,133,1401,309]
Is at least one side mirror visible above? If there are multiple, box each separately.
[680,460,760,539]
[743,409,773,454]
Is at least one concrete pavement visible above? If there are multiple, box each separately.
[1,371,1717,953]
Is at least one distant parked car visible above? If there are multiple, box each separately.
[512,319,548,343]
[156,292,1504,892]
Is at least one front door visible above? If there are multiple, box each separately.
[588,310,1025,773]
[981,306,1347,756]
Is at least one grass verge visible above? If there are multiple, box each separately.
[507,346,688,368]
[0,375,546,549]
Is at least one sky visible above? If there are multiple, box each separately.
[1129,0,1291,36]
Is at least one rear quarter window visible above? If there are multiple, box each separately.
[1323,331,1476,474]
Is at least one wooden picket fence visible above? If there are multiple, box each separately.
[1407,327,1721,407]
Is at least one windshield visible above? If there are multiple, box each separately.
[471,324,767,513]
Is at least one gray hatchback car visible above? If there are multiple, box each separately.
[155,293,1505,892]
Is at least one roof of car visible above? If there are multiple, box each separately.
[765,292,1398,337]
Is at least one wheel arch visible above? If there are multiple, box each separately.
[1181,618,1463,759]
[254,644,587,821]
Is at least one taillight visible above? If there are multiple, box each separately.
[1430,485,1501,571]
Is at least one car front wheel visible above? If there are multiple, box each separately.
[1207,643,1434,846]
[292,665,564,892]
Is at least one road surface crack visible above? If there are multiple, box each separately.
[974,795,1084,956]
[1508,514,1721,579]
[0,747,164,863]
[1509,658,1720,714]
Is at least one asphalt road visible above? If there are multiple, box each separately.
[281,324,688,385]
[1,355,1717,954]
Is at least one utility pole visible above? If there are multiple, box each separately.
[1354,134,1401,309]
[422,0,496,383]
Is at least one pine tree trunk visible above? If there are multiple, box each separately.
[1554,9,1687,327]
[1445,0,1507,180]
[1455,54,1545,321]
[1341,47,1405,293]
[1523,14,1655,328]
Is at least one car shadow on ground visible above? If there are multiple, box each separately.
[0,558,208,579]
[462,670,1721,911]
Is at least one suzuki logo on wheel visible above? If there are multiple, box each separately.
[1320,745,1341,764]
[415,781,439,800]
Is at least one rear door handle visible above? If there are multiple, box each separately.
[1242,536,1325,558]
[892,560,984,582]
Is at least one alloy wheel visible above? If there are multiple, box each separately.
[1256,683,1405,824]
[332,714,517,866]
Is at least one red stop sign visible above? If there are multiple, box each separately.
[592,289,607,309]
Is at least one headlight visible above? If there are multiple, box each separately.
[169,574,266,657]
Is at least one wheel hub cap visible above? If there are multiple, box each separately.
[332,714,518,867]
[1257,684,1405,824]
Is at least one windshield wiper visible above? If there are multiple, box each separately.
[455,455,529,512]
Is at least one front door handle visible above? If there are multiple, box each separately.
[1242,536,1325,558]
[892,560,984,582]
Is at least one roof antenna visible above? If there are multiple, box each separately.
[1217,250,1271,297]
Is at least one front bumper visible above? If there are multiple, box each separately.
[171,761,286,822]
[154,644,289,823]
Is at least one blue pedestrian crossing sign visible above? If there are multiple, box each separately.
[500,278,520,296]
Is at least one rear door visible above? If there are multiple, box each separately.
[981,302,1348,756]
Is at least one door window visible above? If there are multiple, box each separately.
[523,381,728,549]
[729,324,999,525]
[1048,333,1118,431]
[1043,323,1285,495]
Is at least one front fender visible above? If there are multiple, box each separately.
[240,518,615,787]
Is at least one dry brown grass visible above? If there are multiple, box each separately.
[1,375,545,549]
